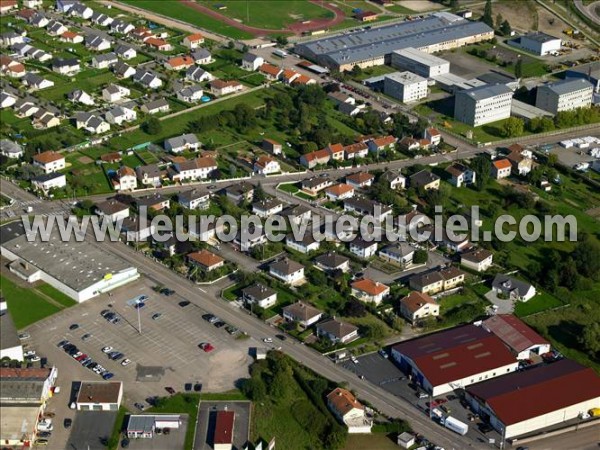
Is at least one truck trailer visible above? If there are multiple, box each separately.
[442,416,469,436]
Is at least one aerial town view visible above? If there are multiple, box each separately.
[0,0,599,449]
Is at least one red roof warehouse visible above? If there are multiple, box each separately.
[213,410,235,449]
[391,324,519,396]
[465,359,600,438]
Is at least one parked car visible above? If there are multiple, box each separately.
[81,333,92,341]
[179,301,191,307]
[18,332,31,340]
[350,355,359,364]
[34,439,49,446]
[134,403,145,411]
[184,383,192,392]
[57,340,70,348]
[263,338,273,344]
[103,372,114,380]
[37,431,52,438]
[69,324,79,330]
[378,349,388,358]
[63,418,72,428]
[202,314,214,321]
[102,346,113,353]
[199,342,214,352]
[276,334,287,341]
[121,438,130,448]
[165,386,175,395]
[151,313,162,320]
[134,302,145,309]
[121,359,131,366]
[193,383,202,392]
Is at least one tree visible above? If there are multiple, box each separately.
[499,19,512,36]
[413,249,428,264]
[142,116,162,135]
[362,322,386,340]
[482,0,493,27]
[495,13,503,30]
[579,322,600,358]
[254,182,266,201]
[501,117,524,137]
[276,35,288,46]
[515,58,523,78]
[343,298,367,317]
[572,235,600,279]
[471,154,492,191]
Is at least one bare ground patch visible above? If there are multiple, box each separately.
[397,0,443,12]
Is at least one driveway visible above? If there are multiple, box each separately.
[485,290,515,314]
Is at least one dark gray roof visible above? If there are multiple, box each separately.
[93,52,117,63]
[270,258,304,275]
[32,172,64,183]
[0,139,22,155]
[164,133,199,149]
[52,58,79,68]
[144,98,169,111]
[95,199,129,215]
[314,252,349,269]
[539,78,593,95]
[281,204,310,218]
[136,194,168,207]
[522,31,560,44]
[115,44,134,55]
[178,188,209,203]
[113,60,133,76]
[409,170,440,187]
[136,164,162,179]
[456,83,513,101]
[224,181,254,196]
[253,198,282,211]
[242,52,261,63]
[192,48,211,60]
[242,283,276,301]
[344,197,391,216]
[492,274,533,297]
[316,318,358,339]
[380,243,414,258]
[178,85,203,98]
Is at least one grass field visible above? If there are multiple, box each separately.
[200,0,334,29]
[120,0,254,39]
[1,276,63,329]
[514,292,565,317]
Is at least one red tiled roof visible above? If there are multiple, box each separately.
[426,127,440,137]
[255,155,274,168]
[117,166,135,178]
[259,63,281,77]
[351,278,389,296]
[214,411,235,444]
[401,291,436,314]
[482,314,549,353]
[167,56,194,68]
[187,249,224,268]
[346,172,374,184]
[33,150,63,165]
[327,143,344,154]
[371,135,396,147]
[186,33,204,42]
[326,183,354,197]
[211,79,241,89]
[493,159,512,170]
[292,74,313,85]
[61,31,79,39]
[327,388,364,416]
[467,359,600,425]
[344,142,368,154]
[0,367,52,380]
[303,149,330,162]
[145,37,168,48]
[392,325,517,387]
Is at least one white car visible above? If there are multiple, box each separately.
[121,359,131,366]
[351,356,359,364]
[24,350,36,357]
[18,332,31,340]
[28,355,41,362]
[37,420,53,432]
[71,352,82,359]
[101,346,113,353]
[263,338,273,344]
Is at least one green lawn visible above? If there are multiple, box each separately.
[278,183,299,194]
[200,0,333,30]
[148,394,200,450]
[107,407,129,450]
[36,284,77,308]
[119,0,254,39]
[0,276,63,329]
[514,292,565,317]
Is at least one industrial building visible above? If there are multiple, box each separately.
[465,359,600,439]
[454,84,513,127]
[391,47,450,78]
[0,221,139,302]
[517,32,562,56]
[126,415,182,438]
[566,62,600,93]
[214,410,235,450]
[76,381,123,411]
[480,314,550,360]
[391,324,518,396]
[294,13,493,71]
[535,78,594,114]
[383,71,428,103]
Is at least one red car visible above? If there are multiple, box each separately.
[75,354,88,362]
[199,342,214,353]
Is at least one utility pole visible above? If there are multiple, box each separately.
[137,302,142,334]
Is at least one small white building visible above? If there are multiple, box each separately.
[481,314,550,360]
[253,155,280,175]
[95,200,130,222]
[492,274,536,302]
[383,71,428,103]
[269,258,305,285]
[399,291,439,324]
[460,247,493,272]
[327,388,372,433]
[32,151,65,174]
[519,32,561,56]
[241,52,264,71]
[350,278,389,305]
[242,283,277,309]
[31,172,66,193]
[102,84,130,103]
[282,301,323,328]
[76,381,123,411]
[164,133,200,153]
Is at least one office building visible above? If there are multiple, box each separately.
[535,78,593,114]
[383,72,428,103]
[391,47,450,78]
[454,84,513,126]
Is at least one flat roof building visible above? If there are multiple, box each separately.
[391,47,450,78]
[518,32,561,56]
[565,62,600,94]
[383,71,428,103]
[294,13,493,71]
[535,78,593,115]
[465,359,600,438]
[454,84,513,127]
[76,381,123,411]
[391,324,518,396]
[0,222,139,302]
[0,405,40,447]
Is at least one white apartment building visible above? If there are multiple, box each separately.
[454,84,513,126]
[535,79,593,114]
[383,72,428,103]
[391,47,450,78]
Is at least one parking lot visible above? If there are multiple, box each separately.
[195,401,251,450]
[65,411,117,450]
[548,139,600,168]
[23,277,257,448]
[126,415,188,450]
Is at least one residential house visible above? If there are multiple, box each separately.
[399,137,420,152]
[136,194,170,211]
[399,291,439,324]
[492,159,512,179]
[187,250,224,272]
[165,55,194,71]
[338,101,366,117]
[105,105,136,125]
[461,247,493,272]
[224,182,254,204]
[285,233,320,254]
[410,170,440,190]
[210,80,243,96]
[314,252,350,273]
[343,197,392,222]
[280,69,300,84]
[95,199,130,222]
[24,0,43,8]
[91,52,117,69]
[344,142,369,159]
[102,84,130,103]
[73,112,110,134]
[282,301,323,328]
[31,172,66,193]
[0,139,23,158]
[22,73,54,90]
[32,110,60,129]
[379,243,415,267]
[269,258,305,285]
[327,388,372,434]
[121,216,155,241]
[191,48,213,65]
[381,170,406,190]
[110,19,134,35]
[91,11,113,27]
[171,156,216,181]
[186,66,213,83]
[0,0,18,13]
[85,34,111,51]
[446,163,476,187]
[1,31,24,47]
[299,149,331,169]
[259,63,282,81]
[252,198,283,218]
[69,2,92,18]
[56,0,79,13]
[114,44,136,60]
[346,172,374,189]
[316,319,359,344]
[328,91,356,107]
[136,164,162,187]
[30,13,49,28]
[242,283,277,309]
[32,150,65,173]
[409,266,466,294]
[253,155,280,175]
[145,37,172,51]
[59,31,83,44]
[280,204,311,226]
[367,135,397,154]
[47,19,67,36]
[349,238,378,259]
[0,56,25,77]
[241,52,264,71]
[301,176,333,195]
[492,274,536,301]
[164,133,200,153]
[177,85,204,103]
[351,278,390,305]
[424,127,441,146]
[506,150,533,176]
[356,10,378,21]
[234,225,267,252]
[132,69,162,89]
[111,166,137,191]
[113,60,135,79]
[325,183,354,201]
[141,98,170,115]
[182,33,204,49]
[0,91,17,109]
[14,99,39,117]
[178,188,209,210]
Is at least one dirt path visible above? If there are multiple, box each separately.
[178,0,346,36]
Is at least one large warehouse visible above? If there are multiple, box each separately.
[481,314,550,360]
[391,325,519,396]
[295,13,493,71]
[0,221,139,302]
[465,359,600,439]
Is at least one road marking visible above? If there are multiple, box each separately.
[198,288,206,293]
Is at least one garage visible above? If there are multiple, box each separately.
[76,381,123,412]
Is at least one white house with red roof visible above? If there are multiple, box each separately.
[424,127,441,146]
[327,387,372,433]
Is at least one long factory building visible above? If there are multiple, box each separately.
[295,12,493,72]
